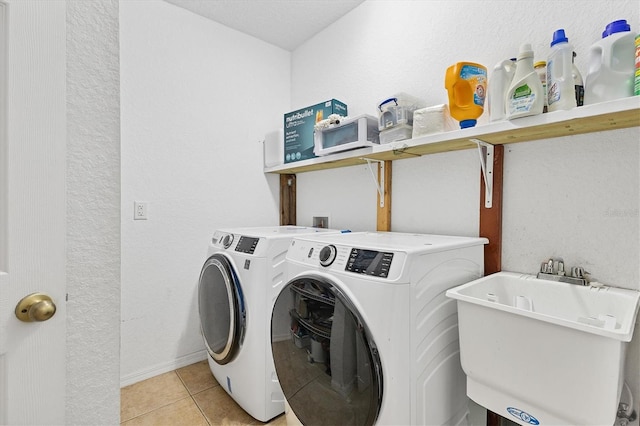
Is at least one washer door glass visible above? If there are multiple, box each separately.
[198,254,245,365]
[271,276,383,426]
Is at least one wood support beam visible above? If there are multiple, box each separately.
[486,410,502,426]
[280,174,296,225]
[376,161,392,231]
[479,144,504,275]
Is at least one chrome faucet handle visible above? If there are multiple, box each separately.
[571,266,585,278]
[539,258,555,274]
[617,402,637,424]
[537,258,588,285]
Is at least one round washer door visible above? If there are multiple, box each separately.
[198,254,246,365]
[270,275,383,426]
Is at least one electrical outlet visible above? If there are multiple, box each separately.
[134,201,148,220]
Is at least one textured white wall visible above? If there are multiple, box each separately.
[66,0,121,423]
[291,0,639,416]
[119,0,290,385]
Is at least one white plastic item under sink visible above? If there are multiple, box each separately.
[446,271,640,426]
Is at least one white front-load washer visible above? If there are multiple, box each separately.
[270,231,487,425]
[197,226,342,422]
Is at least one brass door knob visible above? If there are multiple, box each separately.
[15,293,57,322]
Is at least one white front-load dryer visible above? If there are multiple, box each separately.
[270,231,487,425]
[198,226,342,422]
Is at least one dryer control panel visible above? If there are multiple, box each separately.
[211,231,260,254]
[346,248,394,278]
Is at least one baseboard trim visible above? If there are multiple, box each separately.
[120,350,208,388]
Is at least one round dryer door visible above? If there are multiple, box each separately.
[270,275,383,426]
[198,254,246,365]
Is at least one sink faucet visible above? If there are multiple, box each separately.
[537,258,588,286]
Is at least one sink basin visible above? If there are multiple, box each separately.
[446,271,640,426]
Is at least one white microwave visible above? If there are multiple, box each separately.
[313,114,379,156]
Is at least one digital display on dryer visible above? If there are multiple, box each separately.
[235,236,259,254]
[346,248,393,278]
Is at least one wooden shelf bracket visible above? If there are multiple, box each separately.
[363,158,386,208]
[472,138,494,208]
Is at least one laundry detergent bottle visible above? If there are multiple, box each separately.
[506,44,544,119]
[584,20,637,105]
[547,29,577,111]
[445,62,488,128]
[489,58,516,122]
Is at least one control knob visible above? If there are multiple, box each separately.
[319,245,337,267]
[222,234,234,249]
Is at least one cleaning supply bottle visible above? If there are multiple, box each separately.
[636,34,640,96]
[489,58,516,122]
[506,44,544,119]
[636,34,640,95]
[547,29,577,111]
[572,52,584,106]
[445,62,488,128]
[534,61,548,112]
[584,20,637,105]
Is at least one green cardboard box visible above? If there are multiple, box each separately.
[284,99,347,163]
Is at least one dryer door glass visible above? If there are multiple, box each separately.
[271,276,382,426]
[198,254,245,365]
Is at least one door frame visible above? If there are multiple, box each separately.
[0,1,8,419]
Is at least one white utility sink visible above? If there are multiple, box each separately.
[446,271,640,426]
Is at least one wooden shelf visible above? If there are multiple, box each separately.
[264,96,640,175]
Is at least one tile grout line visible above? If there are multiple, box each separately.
[121,396,196,424]
[191,392,212,426]
[120,371,192,424]
[175,367,212,426]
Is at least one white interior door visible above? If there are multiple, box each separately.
[0,1,67,424]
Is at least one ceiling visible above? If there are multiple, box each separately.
[164,0,365,51]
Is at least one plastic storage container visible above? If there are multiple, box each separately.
[584,20,637,105]
[291,330,310,349]
[445,62,488,128]
[380,124,413,144]
[547,29,577,111]
[313,114,379,156]
[377,93,425,131]
[489,58,516,122]
[506,44,544,120]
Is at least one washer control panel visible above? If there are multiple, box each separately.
[288,238,406,281]
[346,248,394,278]
[235,236,259,254]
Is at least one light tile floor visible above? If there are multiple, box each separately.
[121,360,286,426]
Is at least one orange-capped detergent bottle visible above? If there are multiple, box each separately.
[445,62,488,128]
